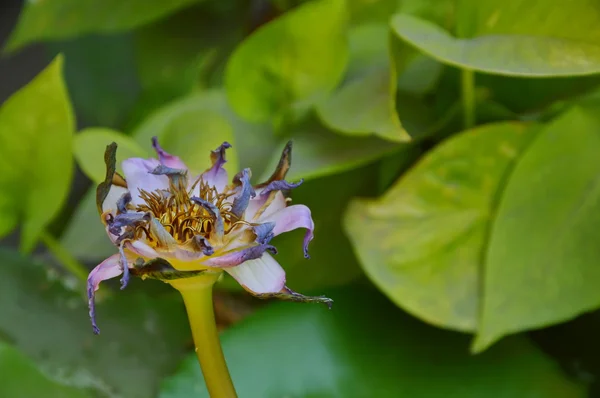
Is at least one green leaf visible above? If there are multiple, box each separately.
[474,107,600,352]
[0,55,74,251]
[0,342,94,398]
[317,24,410,142]
[74,128,149,184]
[47,34,140,129]
[160,287,585,398]
[391,13,600,77]
[225,0,348,122]
[344,122,537,332]
[259,118,405,182]
[0,247,191,398]
[5,0,203,52]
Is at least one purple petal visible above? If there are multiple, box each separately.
[253,222,275,244]
[201,142,231,192]
[261,204,314,258]
[224,253,286,294]
[231,168,256,218]
[122,158,168,206]
[204,243,277,268]
[152,136,188,170]
[260,179,303,197]
[87,254,123,334]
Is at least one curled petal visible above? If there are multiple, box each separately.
[231,168,256,218]
[116,192,131,214]
[251,286,333,308]
[108,212,150,237]
[150,164,187,188]
[253,222,275,244]
[260,179,303,197]
[224,253,286,294]
[204,243,277,268]
[261,204,314,258]
[201,142,231,192]
[191,197,224,239]
[122,158,168,205]
[152,136,188,170]
[256,140,292,187]
[87,254,127,334]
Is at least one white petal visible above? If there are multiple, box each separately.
[122,158,168,205]
[225,253,285,294]
[246,189,287,221]
[101,185,129,214]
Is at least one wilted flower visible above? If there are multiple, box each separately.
[88,138,332,333]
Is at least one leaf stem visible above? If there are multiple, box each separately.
[461,68,476,129]
[171,274,237,398]
[39,230,89,283]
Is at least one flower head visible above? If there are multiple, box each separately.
[88,138,332,333]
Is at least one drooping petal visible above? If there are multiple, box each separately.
[152,136,188,170]
[87,254,124,334]
[122,158,168,205]
[200,142,231,192]
[260,204,314,258]
[231,168,256,218]
[204,243,277,268]
[225,253,286,294]
[253,222,275,244]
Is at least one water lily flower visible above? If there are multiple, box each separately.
[88,138,332,334]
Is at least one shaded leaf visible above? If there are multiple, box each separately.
[5,0,203,51]
[474,108,600,352]
[47,34,140,129]
[391,13,600,77]
[317,24,409,142]
[0,342,94,398]
[344,122,537,332]
[160,287,585,398]
[225,0,348,122]
[0,247,190,398]
[0,55,74,251]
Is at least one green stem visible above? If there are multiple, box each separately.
[40,230,88,283]
[461,68,476,129]
[171,275,237,398]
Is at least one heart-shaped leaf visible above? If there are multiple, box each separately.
[344,122,537,332]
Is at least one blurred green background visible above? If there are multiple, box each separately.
[2,0,600,396]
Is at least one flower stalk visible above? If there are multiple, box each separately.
[170,274,237,398]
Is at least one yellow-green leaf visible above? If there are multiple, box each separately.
[225,0,348,122]
[0,55,74,251]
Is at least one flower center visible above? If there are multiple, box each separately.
[133,177,245,245]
